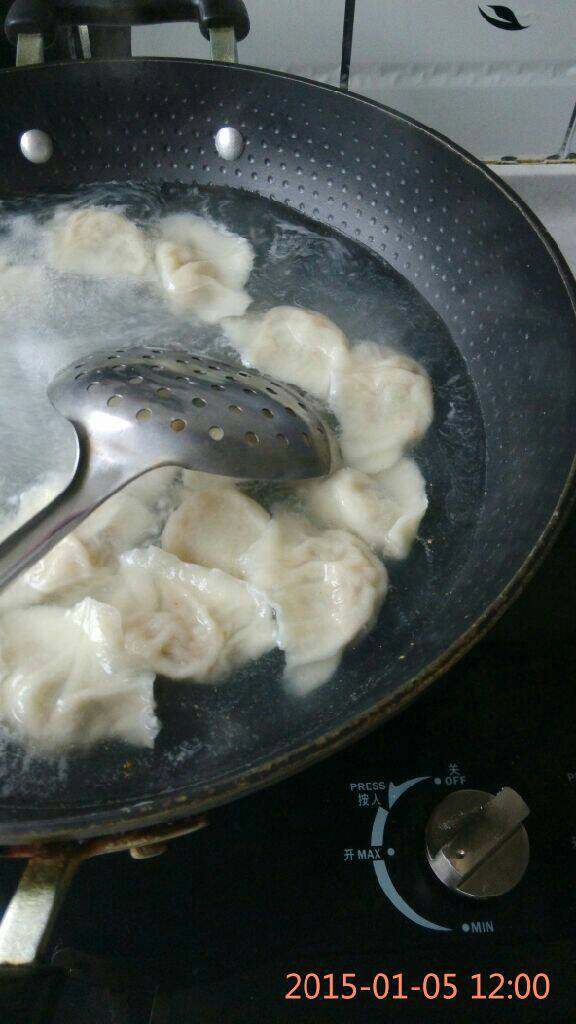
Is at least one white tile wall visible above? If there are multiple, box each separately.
[132,0,576,159]
[348,61,576,159]
[132,0,346,86]
[496,163,576,272]
[350,1,576,158]
[352,2,576,63]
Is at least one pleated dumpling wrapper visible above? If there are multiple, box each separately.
[158,213,254,289]
[154,213,254,324]
[49,207,151,278]
[0,470,181,612]
[242,513,387,695]
[0,472,95,611]
[162,489,270,579]
[102,546,275,683]
[330,342,433,474]
[75,491,158,568]
[223,306,350,400]
[0,535,93,612]
[304,459,428,560]
[0,598,157,749]
[155,244,252,323]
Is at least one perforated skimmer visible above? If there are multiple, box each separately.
[0,346,335,592]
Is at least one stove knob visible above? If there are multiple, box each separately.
[426,787,529,899]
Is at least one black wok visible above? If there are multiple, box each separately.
[0,34,575,858]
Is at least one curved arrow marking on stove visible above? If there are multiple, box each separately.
[387,775,430,809]
[371,778,452,932]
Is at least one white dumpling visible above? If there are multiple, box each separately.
[162,490,269,578]
[285,655,342,697]
[0,599,157,749]
[123,467,181,508]
[104,546,275,682]
[0,477,162,607]
[0,471,68,543]
[49,208,151,278]
[304,459,428,559]
[243,513,387,693]
[224,306,349,399]
[180,469,238,493]
[330,342,433,473]
[75,491,157,567]
[155,242,251,323]
[187,559,276,677]
[158,213,254,289]
[0,535,93,611]
[104,553,223,681]
[0,261,46,315]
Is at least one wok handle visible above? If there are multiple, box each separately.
[0,816,209,1020]
[5,0,250,45]
[0,854,81,966]
[0,854,79,1023]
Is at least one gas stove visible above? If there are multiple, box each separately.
[0,166,575,1024]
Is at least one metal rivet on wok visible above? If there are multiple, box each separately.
[214,126,245,161]
[19,129,54,164]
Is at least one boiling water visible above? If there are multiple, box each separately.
[0,181,483,521]
[0,182,486,787]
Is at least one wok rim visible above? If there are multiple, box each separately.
[0,57,575,844]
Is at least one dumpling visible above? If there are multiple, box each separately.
[0,471,68,543]
[158,213,254,289]
[180,469,238,493]
[184,559,275,677]
[330,342,433,473]
[153,209,254,324]
[243,513,387,693]
[104,546,275,682]
[0,261,46,315]
[0,535,93,611]
[105,546,275,681]
[304,459,428,559]
[0,477,160,604]
[0,474,92,609]
[155,242,251,323]
[75,491,157,567]
[123,467,181,509]
[223,306,349,399]
[285,655,341,695]
[104,552,223,681]
[0,599,157,749]
[162,490,269,578]
[49,208,151,278]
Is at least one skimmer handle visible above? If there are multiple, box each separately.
[0,448,139,593]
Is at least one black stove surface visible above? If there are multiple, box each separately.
[1,515,575,1023]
